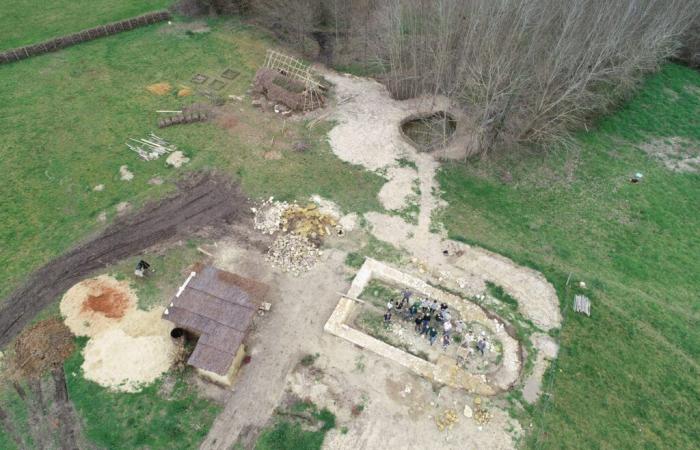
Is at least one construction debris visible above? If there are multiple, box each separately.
[266,233,321,275]
[573,294,591,316]
[252,197,289,234]
[126,133,176,161]
[435,409,459,431]
[253,197,342,274]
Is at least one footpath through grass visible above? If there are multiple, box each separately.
[0,0,172,51]
[437,63,700,449]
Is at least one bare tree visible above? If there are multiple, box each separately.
[373,0,699,155]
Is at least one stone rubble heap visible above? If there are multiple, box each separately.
[253,196,346,275]
[252,197,289,235]
[265,233,322,276]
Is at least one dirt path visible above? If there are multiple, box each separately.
[0,172,248,348]
[199,239,352,450]
[321,69,560,331]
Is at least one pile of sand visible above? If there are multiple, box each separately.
[61,275,137,337]
[82,329,174,393]
[60,275,176,392]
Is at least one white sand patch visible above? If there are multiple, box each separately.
[119,165,134,181]
[60,275,138,338]
[166,151,190,168]
[82,328,175,393]
[321,68,471,172]
[310,195,342,219]
[93,184,104,191]
[378,166,418,210]
[338,213,358,232]
[116,201,131,215]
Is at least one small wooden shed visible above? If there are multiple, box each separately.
[163,266,256,385]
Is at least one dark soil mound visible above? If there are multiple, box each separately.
[11,318,74,379]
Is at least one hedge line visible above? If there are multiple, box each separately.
[0,11,171,65]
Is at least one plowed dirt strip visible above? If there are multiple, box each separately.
[0,172,249,347]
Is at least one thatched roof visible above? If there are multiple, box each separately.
[163,266,256,375]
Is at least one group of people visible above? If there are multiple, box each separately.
[382,290,490,355]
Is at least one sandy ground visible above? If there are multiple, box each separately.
[199,231,522,450]
[200,69,562,449]
[378,166,419,211]
[522,334,559,404]
[60,275,138,337]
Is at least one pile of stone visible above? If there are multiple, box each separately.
[266,233,321,276]
[252,197,289,235]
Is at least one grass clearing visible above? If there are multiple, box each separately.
[64,338,221,450]
[0,17,383,304]
[0,0,172,51]
[437,63,700,449]
[254,400,336,450]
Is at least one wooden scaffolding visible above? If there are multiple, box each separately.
[263,49,325,110]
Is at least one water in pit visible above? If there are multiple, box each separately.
[401,112,456,152]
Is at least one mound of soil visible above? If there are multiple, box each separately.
[0,172,249,347]
[11,318,75,379]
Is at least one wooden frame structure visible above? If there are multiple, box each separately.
[263,49,324,110]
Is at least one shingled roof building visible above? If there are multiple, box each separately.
[163,266,256,386]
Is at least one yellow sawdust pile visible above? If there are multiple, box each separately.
[281,203,338,243]
[177,87,192,97]
[60,275,176,392]
[146,82,172,95]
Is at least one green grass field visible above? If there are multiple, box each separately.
[438,63,700,449]
[1,4,699,449]
[0,16,383,302]
[0,0,172,51]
